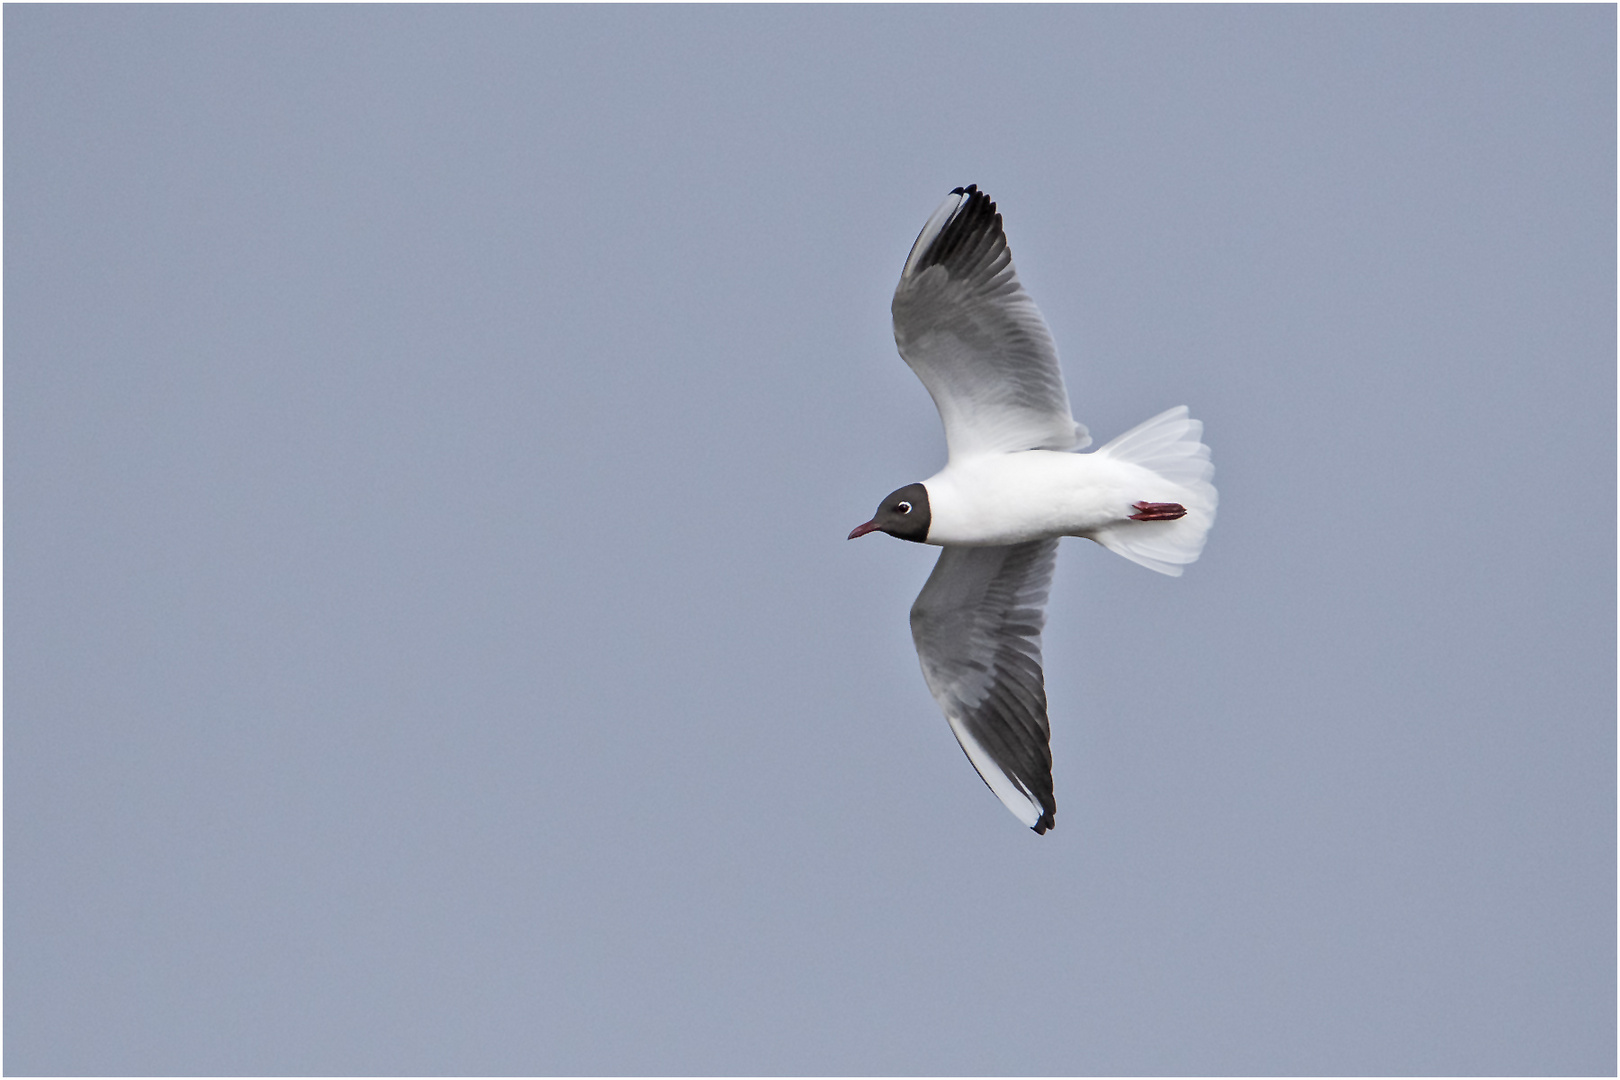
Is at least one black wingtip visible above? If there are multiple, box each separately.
[1032,811,1055,835]
[912,186,1002,277]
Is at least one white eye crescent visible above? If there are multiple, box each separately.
[896,501,912,514]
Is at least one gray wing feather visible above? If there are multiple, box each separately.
[892,186,1088,459]
[909,540,1060,833]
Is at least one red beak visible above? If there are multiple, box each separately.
[848,520,880,540]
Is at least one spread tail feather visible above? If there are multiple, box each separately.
[1091,406,1217,576]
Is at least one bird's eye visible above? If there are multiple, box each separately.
[896,501,912,514]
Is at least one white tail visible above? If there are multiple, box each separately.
[1090,406,1217,576]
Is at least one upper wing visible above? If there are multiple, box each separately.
[891,186,1088,460]
[909,540,1060,833]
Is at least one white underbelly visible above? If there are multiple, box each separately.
[921,451,1168,546]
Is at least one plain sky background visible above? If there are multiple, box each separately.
[6,5,1614,1075]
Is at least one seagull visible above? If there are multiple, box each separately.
[849,185,1217,834]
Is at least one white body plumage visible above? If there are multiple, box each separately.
[921,406,1217,576]
[923,450,1154,545]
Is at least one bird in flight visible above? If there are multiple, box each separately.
[849,185,1217,834]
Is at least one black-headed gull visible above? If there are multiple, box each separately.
[850,185,1217,834]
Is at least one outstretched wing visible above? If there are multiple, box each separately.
[891,186,1087,460]
[909,540,1060,833]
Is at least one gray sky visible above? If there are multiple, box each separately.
[7,5,1613,1075]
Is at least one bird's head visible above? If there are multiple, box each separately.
[848,483,931,543]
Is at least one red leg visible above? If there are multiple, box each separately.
[1129,501,1187,521]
